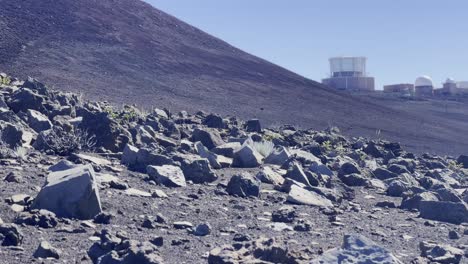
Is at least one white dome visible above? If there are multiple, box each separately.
[445,78,456,84]
[415,76,434,87]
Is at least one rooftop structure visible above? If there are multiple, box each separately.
[322,56,375,91]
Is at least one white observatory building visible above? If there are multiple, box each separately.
[414,75,434,97]
[322,56,375,91]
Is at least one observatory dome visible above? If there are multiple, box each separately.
[415,76,434,87]
[445,78,456,84]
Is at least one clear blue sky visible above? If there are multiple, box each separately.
[147,0,467,89]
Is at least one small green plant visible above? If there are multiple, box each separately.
[321,140,333,152]
[448,160,463,171]
[335,142,345,155]
[42,127,96,156]
[1,75,11,85]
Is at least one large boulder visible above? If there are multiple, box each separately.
[264,146,291,166]
[287,184,333,207]
[284,162,312,187]
[195,141,231,169]
[191,128,224,150]
[7,88,46,113]
[245,119,261,132]
[147,165,186,187]
[203,114,226,129]
[226,173,261,198]
[400,192,439,210]
[32,165,102,219]
[0,121,33,148]
[181,158,218,183]
[0,223,23,246]
[419,201,468,224]
[312,234,403,263]
[232,145,263,168]
[457,155,468,168]
[25,109,52,132]
[419,241,464,264]
[79,110,131,152]
[212,142,241,158]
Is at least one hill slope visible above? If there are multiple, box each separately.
[1,0,468,155]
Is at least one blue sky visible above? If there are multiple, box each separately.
[147,0,467,89]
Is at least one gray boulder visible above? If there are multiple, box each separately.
[245,119,261,132]
[26,109,52,132]
[121,144,139,166]
[34,241,61,259]
[191,128,224,150]
[372,168,398,180]
[256,166,285,186]
[212,142,241,158]
[400,192,439,210]
[284,162,312,187]
[147,165,186,187]
[419,201,468,224]
[203,114,226,129]
[312,234,403,263]
[287,185,333,207]
[457,155,468,168]
[226,173,261,198]
[32,165,102,219]
[264,146,291,166]
[0,223,23,246]
[232,145,263,168]
[420,241,464,264]
[181,158,218,183]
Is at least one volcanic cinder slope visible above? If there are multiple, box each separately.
[1,0,468,155]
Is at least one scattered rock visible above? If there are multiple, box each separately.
[32,164,102,219]
[419,241,464,263]
[232,145,263,168]
[226,173,261,198]
[312,234,403,263]
[34,241,61,259]
[147,165,186,187]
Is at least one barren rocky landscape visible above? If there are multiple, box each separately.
[1,0,468,155]
[0,74,467,263]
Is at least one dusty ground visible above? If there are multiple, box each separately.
[1,156,466,263]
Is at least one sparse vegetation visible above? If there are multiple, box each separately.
[244,138,274,157]
[42,127,96,156]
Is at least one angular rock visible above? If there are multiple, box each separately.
[232,145,263,168]
[256,166,285,186]
[420,241,464,264]
[203,114,226,129]
[284,162,312,187]
[245,119,261,132]
[48,160,77,172]
[121,144,139,166]
[212,142,241,158]
[181,158,218,183]
[400,192,439,210]
[0,224,23,246]
[147,165,186,187]
[419,201,468,224]
[457,155,468,168]
[372,168,398,180]
[226,173,261,198]
[32,165,102,219]
[287,185,333,207]
[312,234,403,263]
[191,128,224,150]
[264,146,291,166]
[34,241,61,259]
[26,109,52,132]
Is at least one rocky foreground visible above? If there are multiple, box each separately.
[0,73,468,263]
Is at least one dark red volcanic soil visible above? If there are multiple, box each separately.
[1,0,468,155]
